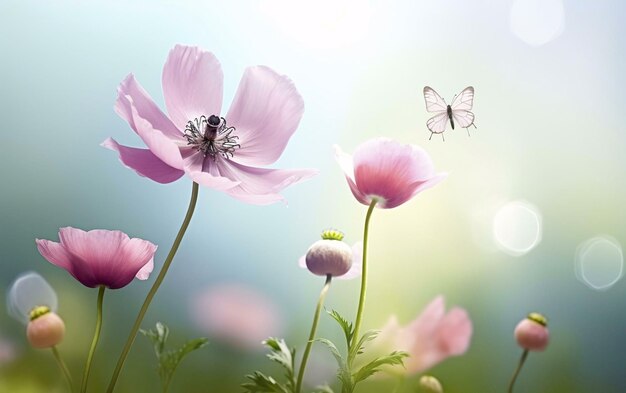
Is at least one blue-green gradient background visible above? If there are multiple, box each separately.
[1,1,625,392]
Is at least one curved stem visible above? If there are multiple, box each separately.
[81,285,106,393]
[508,349,529,393]
[51,346,73,392]
[351,199,378,347]
[106,182,199,393]
[296,274,332,393]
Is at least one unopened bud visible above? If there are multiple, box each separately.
[419,375,443,393]
[27,310,65,349]
[305,230,353,277]
[514,312,549,351]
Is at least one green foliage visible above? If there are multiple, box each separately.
[242,338,297,393]
[140,322,209,393]
[321,310,409,393]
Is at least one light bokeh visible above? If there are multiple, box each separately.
[1,0,626,392]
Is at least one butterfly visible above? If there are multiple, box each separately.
[423,86,476,140]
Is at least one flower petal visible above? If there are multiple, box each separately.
[35,239,73,271]
[162,45,224,130]
[135,257,154,280]
[125,102,185,170]
[437,307,472,356]
[227,66,304,166]
[216,160,318,205]
[334,145,370,205]
[111,238,158,287]
[115,74,181,139]
[102,138,184,184]
[7,272,58,325]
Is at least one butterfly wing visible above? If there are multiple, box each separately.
[424,86,448,113]
[451,110,475,128]
[426,112,450,134]
[450,86,474,110]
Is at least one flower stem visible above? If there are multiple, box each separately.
[351,199,377,348]
[81,285,106,393]
[51,345,73,392]
[508,349,529,393]
[296,274,332,393]
[106,182,199,393]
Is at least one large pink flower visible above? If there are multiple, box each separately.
[36,227,157,289]
[335,138,446,209]
[103,45,318,205]
[364,296,472,375]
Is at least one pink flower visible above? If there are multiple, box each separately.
[104,44,318,205]
[36,227,157,289]
[190,284,282,350]
[364,296,472,375]
[335,138,446,209]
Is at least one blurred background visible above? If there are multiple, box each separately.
[1,0,625,392]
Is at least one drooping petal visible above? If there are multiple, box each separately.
[135,257,154,280]
[334,145,370,205]
[227,66,304,166]
[216,160,318,205]
[7,272,58,325]
[115,74,181,139]
[35,239,73,271]
[125,103,185,170]
[162,45,224,130]
[102,138,184,184]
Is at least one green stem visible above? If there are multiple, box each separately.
[81,285,106,393]
[106,182,199,393]
[296,274,332,393]
[51,345,73,392]
[351,199,378,348]
[508,349,529,393]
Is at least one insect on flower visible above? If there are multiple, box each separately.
[423,86,476,140]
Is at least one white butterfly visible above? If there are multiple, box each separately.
[423,86,476,140]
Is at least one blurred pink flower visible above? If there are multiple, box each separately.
[298,241,362,280]
[0,337,16,366]
[36,227,156,289]
[104,44,317,205]
[365,296,472,375]
[190,284,282,349]
[335,138,446,209]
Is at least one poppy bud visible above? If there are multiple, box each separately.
[26,307,65,349]
[514,312,549,351]
[305,229,353,277]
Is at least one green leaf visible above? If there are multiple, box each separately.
[316,338,352,392]
[242,371,291,393]
[352,351,409,383]
[348,330,379,364]
[140,322,209,392]
[264,338,295,377]
[326,309,354,346]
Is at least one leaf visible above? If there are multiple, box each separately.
[264,338,295,377]
[348,330,379,364]
[326,309,354,346]
[242,371,290,393]
[352,351,409,384]
[316,338,352,392]
[140,322,209,392]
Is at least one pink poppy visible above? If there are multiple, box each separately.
[335,138,446,209]
[36,227,156,289]
[365,296,472,375]
[103,44,317,205]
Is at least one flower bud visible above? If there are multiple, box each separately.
[305,230,353,277]
[26,308,65,349]
[419,375,444,393]
[514,312,549,351]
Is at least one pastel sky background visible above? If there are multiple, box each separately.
[1,0,625,392]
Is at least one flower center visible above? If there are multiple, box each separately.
[184,115,240,159]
